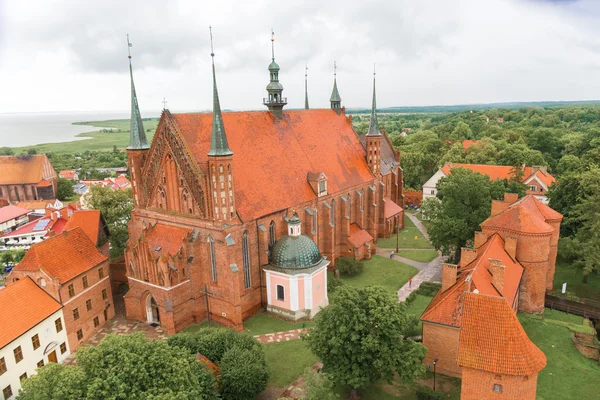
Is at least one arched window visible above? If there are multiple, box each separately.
[208,235,217,282]
[269,221,276,247]
[330,199,336,226]
[242,231,251,289]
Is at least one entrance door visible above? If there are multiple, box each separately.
[48,350,57,363]
[104,308,108,322]
[151,297,160,323]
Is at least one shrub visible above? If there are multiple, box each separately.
[416,387,443,400]
[335,257,364,276]
[328,275,345,293]
[168,328,259,362]
[220,347,269,400]
[415,282,441,297]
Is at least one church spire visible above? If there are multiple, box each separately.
[207,27,233,157]
[304,63,309,110]
[330,61,342,110]
[366,64,381,136]
[126,35,150,150]
[263,29,287,119]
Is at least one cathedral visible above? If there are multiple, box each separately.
[123,34,404,333]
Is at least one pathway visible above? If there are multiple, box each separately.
[254,328,307,344]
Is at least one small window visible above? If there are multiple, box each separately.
[98,267,104,279]
[3,385,13,399]
[73,308,80,320]
[36,360,44,368]
[0,357,6,375]
[60,343,67,354]
[77,329,83,341]
[68,284,75,298]
[276,285,285,301]
[19,372,27,382]
[93,316,100,327]
[13,346,23,363]
[82,276,89,289]
[86,299,92,311]
[530,185,537,192]
[318,180,326,195]
[31,334,40,350]
[55,318,63,333]
[102,288,108,300]
[430,190,435,195]
[493,384,502,393]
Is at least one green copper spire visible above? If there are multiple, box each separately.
[207,27,233,157]
[366,65,381,136]
[126,35,150,150]
[304,63,309,110]
[264,30,286,119]
[330,61,342,109]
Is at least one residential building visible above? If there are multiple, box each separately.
[16,200,63,216]
[0,277,70,400]
[6,227,114,351]
[58,170,78,181]
[0,205,30,235]
[422,163,556,203]
[63,210,110,256]
[0,155,57,204]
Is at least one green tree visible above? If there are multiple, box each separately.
[56,177,76,201]
[19,363,87,400]
[301,368,339,400]
[304,286,425,396]
[0,147,14,155]
[88,186,133,257]
[26,147,38,155]
[423,168,506,263]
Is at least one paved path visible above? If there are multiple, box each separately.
[254,328,307,344]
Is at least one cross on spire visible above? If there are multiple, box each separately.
[330,61,342,110]
[271,29,275,61]
[162,97,168,110]
[304,63,309,110]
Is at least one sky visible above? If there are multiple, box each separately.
[1,0,600,114]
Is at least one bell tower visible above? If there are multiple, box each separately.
[365,66,382,176]
[263,30,287,119]
[330,61,342,113]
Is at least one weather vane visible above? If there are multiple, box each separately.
[373,63,376,76]
[162,97,168,110]
[209,25,214,58]
[271,29,275,60]
[334,61,337,76]
[127,34,132,60]
[305,63,308,77]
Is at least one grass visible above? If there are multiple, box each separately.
[405,295,434,332]
[263,340,318,388]
[552,256,600,302]
[339,255,418,295]
[244,311,314,336]
[519,311,600,400]
[398,249,438,263]
[377,214,433,249]
[543,308,584,324]
[12,119,159,154]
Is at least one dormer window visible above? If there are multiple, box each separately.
[308,172,328,197]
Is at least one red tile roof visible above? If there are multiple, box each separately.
[16,200,55,210]
[14,227,107,283]
[348,223,374,248]
[37,179,53,187]
[145,223,191,258]
[384,198,403,219]
[0,276,62,348]
[457,293,546,376]
[0,154,51,185]
[171,110,374,222]
[527,169,556,188]
[59,170,76,179]
[462,140,478,149]
[1,216,65,238]
[0,205,30,224]
[64,210,102,245]
[441,163,556,187]
[481,195,560,234]
[420,274,469,327]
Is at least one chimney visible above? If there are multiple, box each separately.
[490,200,510,217]
[488,259,505,296]
[442,263,458,292]
[474,231,488,248]
[459,248,478,267]
[504,236,517,259]
[504,193,519,204]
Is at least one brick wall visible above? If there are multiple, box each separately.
[422,322,461,377]
[460,367,538,400]
[403,189,422,207]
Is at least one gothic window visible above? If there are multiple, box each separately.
[242,231,251,289]
[330,200,336,226]
[219,165,223,173]
[269,221,276,247]
[209,235,217,282]
[360,190,364,212]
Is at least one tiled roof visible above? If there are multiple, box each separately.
[171,110,374,222]
[145,223,191,259]
[462,140,478,149]
[0,154,49,185]
[64,210,102,245]
[421,274,468,327]
[358,129,399,176]
[37,179,53,187]
[59,170,76,179]
[441,163,556,187]
[0,276,62,348]
[14,227,107,283]
[1,216,64,238]
[457,293,546,376]
[0,205,30,224]
[16,200,55,210]
[527,169,556,188]
[384,198,403,219]
[481,195,559,234]
[348,223,374,247]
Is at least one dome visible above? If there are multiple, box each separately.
[268,59,280,71]
[270,234,323,269]
[266,81,284,91]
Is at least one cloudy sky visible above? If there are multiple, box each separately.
[1,0,599,114]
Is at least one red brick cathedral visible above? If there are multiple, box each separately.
[123,36,404,333]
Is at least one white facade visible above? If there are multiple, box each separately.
[0,310,70,399]
[422,169,448,200]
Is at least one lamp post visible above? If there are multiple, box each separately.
[433,359,438,391]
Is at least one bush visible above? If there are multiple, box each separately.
[416,387,443,400]
[335,257,364,276]
[415,282,441,297]
[168,328,259,362]
[220,347,268,400]
[327,275,345,293]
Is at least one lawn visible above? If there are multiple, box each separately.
[552,256,600,302]
[263,340,318,388]
[377,214,433,249]
[244,311,314,336]
[519,311,600,400]
[398,249,438,263]
[339,255,418,295]
[12,118,159,154]
[405,295,434,332]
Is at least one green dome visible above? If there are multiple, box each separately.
[270,234,323,269]
[269,59,280,71]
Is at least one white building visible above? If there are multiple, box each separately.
[0,277,70,399]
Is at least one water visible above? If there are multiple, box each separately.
[0,112,137,148]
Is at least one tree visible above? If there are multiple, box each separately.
[301,368,339,400]
[304,286,425,396]
[88,186,134,257]
[56,177,75,201]
[26,147,38,155]
[423,168,506,263]
[0,147,14,155]
[19,334,219,400]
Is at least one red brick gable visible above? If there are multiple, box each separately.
[145,223,191,259]
[171,109,374,222]
[458,293,546,376]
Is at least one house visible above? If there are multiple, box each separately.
[0,277,70,400]
[0,205,30,235]
[63,210,110,256]
[16,199,63,217]
[6,227,114,352]
[0,155,58,204]
[1,212,68,249]
[461,139,478,149]
[81,175,131,191]
[58,170,78,181]
[422,163,556,203]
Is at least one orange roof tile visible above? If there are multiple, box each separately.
[0,154,52,185]
[384,198,403,219]
[0,205,30,224]
[462,140,478,149]
[64,210,102,245]
[145,223,191,258]
[59,170,76,179]
[14,227,107,283]
[348,223,374,248]
[16,200,55,210]
[171,110,373,222]
[481,195,557,234]
[526,169,556,188]
[441,163,556,187]
[37,179,53,187]
[421,275,468,327]
[0,276,62,348]
[457,293,546,376]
